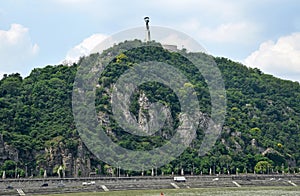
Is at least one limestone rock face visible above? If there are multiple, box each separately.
[44,140,92,177]
[74,140,92,177]
[97,87,210,144]
[137,91,173,138]
[97,88,176,139]
[0,133,95,177]
[0,134,19,163]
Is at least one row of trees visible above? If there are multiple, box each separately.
[2,160,299,179]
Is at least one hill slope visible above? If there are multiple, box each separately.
[0,40,299,177]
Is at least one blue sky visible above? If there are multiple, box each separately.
[0,0,299,82]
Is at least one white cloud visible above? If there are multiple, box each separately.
[149,0,239,19]
[245,32,300,82]
[201,23,258,43]
[0,24,39,74]
[52,0,108,13]
[54,0,96,5]
[64,33,108,63]
[181,19,260,44]
[0,71,5,79]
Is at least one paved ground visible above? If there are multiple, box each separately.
[0,174,299,195]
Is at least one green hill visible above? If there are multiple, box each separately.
[0,40,299,177]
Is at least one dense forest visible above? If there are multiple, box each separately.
[0,40,299,178]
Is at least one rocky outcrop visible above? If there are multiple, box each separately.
[44,139,93,177]
[0,134,97,178]
[97,86,211,145]
[137,91,174,138]
[0,134,19,164]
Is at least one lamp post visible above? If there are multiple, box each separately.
[117,165,121,177]
[192,164,194,175]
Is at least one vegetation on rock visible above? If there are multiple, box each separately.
[0,40,299,177]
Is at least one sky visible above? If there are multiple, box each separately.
[0,0,299,82]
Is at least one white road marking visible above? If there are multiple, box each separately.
[170,182,180,189]
[16,189,26,196]
[101,185,109,191]
[287,181,297,187]
[232,181,241,187]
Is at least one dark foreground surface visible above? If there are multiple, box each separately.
[42,186,300,196]
[0,174,299,195]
